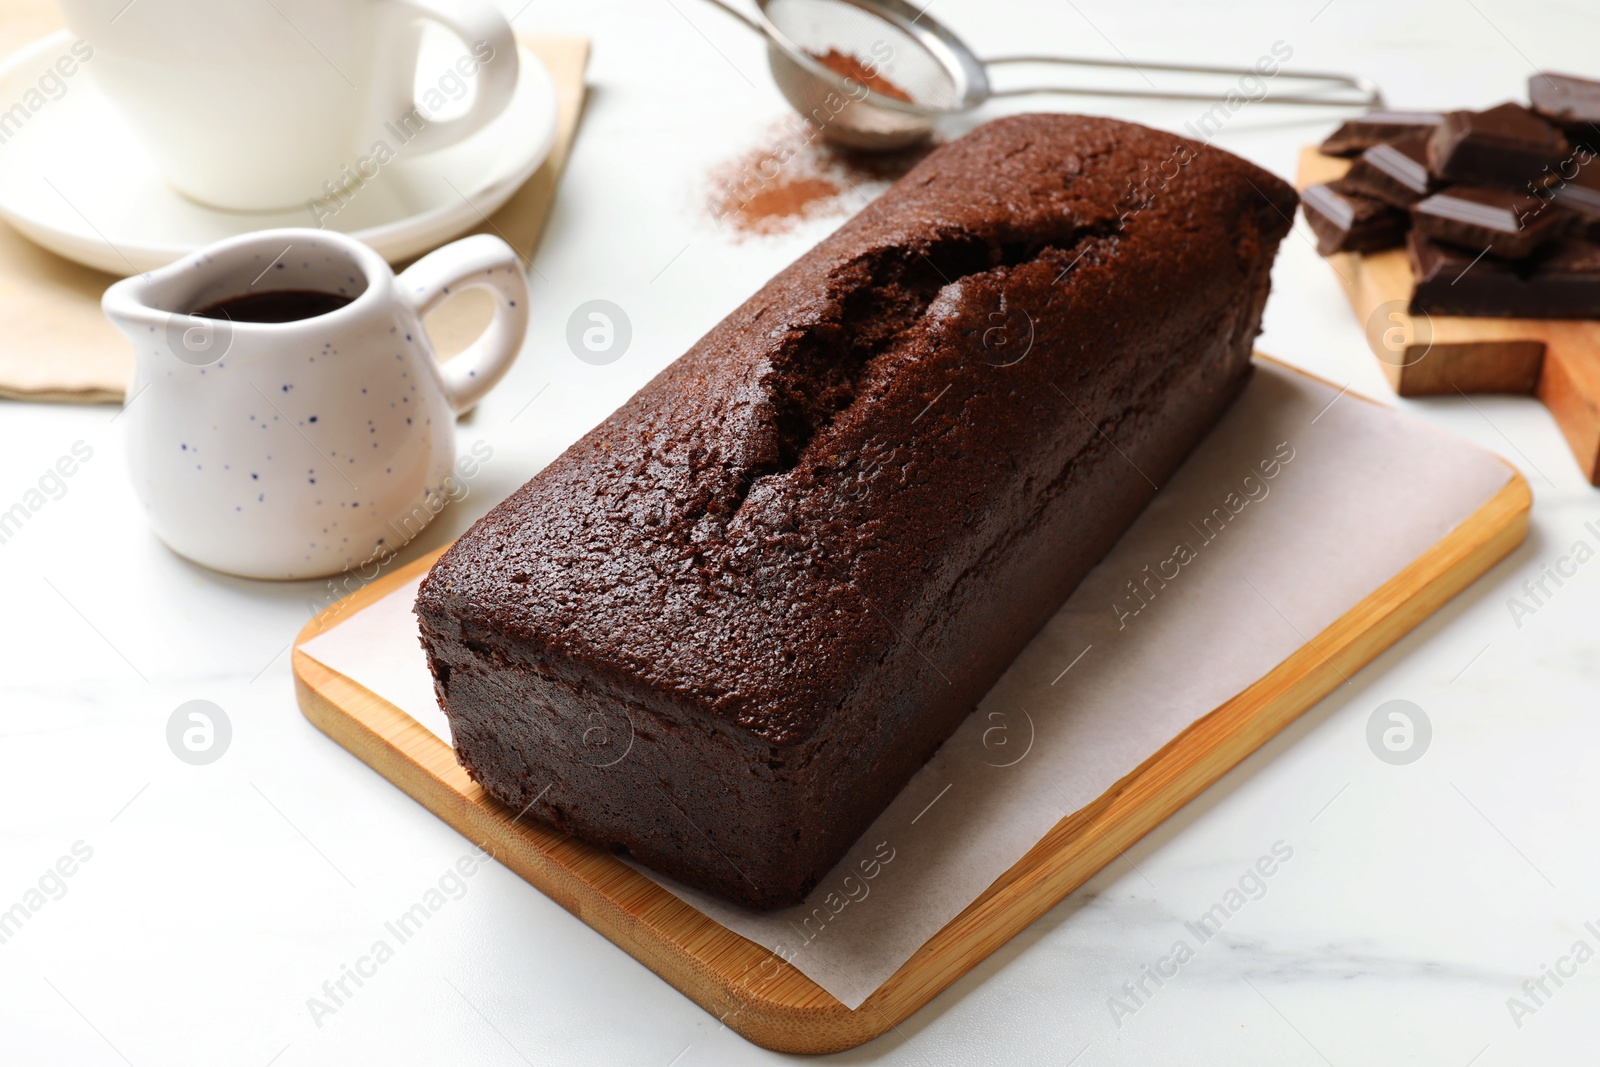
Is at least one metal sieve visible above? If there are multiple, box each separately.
[700,0,1384,151]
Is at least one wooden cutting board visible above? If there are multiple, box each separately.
[292,402,1530,1054]
[1296,146,1600,483]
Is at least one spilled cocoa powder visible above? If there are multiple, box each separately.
[806,48,914,103]
[732,176,844,234]
[706,119,936,237]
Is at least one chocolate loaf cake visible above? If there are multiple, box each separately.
[416,114,1296,909]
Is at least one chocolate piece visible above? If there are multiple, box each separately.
[1549,153,1600,238]
[1426,102,1567,188]
[1302,181,1408,255]
[1564,128,1600,154]
[1407,229,1510,306]
[415,114,1297,910]
[1409,230,1600,318]
[1410,184,1563,259]
[1529,72,1600,143]
[1339,132,1439,207]
[1319,109,1444,157]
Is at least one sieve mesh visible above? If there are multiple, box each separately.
[763,0,961,109]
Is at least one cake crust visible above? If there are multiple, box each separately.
[416,113,1297,909]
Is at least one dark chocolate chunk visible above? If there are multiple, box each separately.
[1410,184,1563,259]
[1408,228,1510,312]
[1426,102,1568,188]
[1302,181,1408,255]
[1555,162,1600,211]
[1319,110,1444,157]
[1565,129,1600,154]
[1339,132,1439,207]
[1529,72,1600,134]
[1409,230,1600,318]
[1548,151,1600,238]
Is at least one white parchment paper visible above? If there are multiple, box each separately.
[299,361,1513,1009]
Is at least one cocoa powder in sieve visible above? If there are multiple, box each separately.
[807,48,914,103]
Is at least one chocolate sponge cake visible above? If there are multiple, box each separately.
[416,114,1297,909]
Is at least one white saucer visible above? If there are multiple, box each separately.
[0,32,557,275]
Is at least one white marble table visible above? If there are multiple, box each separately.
[3,1,1598,1063]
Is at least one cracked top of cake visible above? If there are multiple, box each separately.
[416,113,1297,746]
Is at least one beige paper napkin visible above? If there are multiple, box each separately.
[0,4,588,404]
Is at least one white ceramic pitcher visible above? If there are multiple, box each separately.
[103,228,529,580]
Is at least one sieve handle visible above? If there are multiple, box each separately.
[982,55,1384,108]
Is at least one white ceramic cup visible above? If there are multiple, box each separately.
[57,0,520,211]
[102,227,530,580]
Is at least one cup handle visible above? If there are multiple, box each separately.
[399,234,531,415]
[388,0,520,155]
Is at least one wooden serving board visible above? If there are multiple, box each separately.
[1296,146,1600,483]
[293,428,1530,1054]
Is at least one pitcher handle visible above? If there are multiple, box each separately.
[399,234,530,415]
